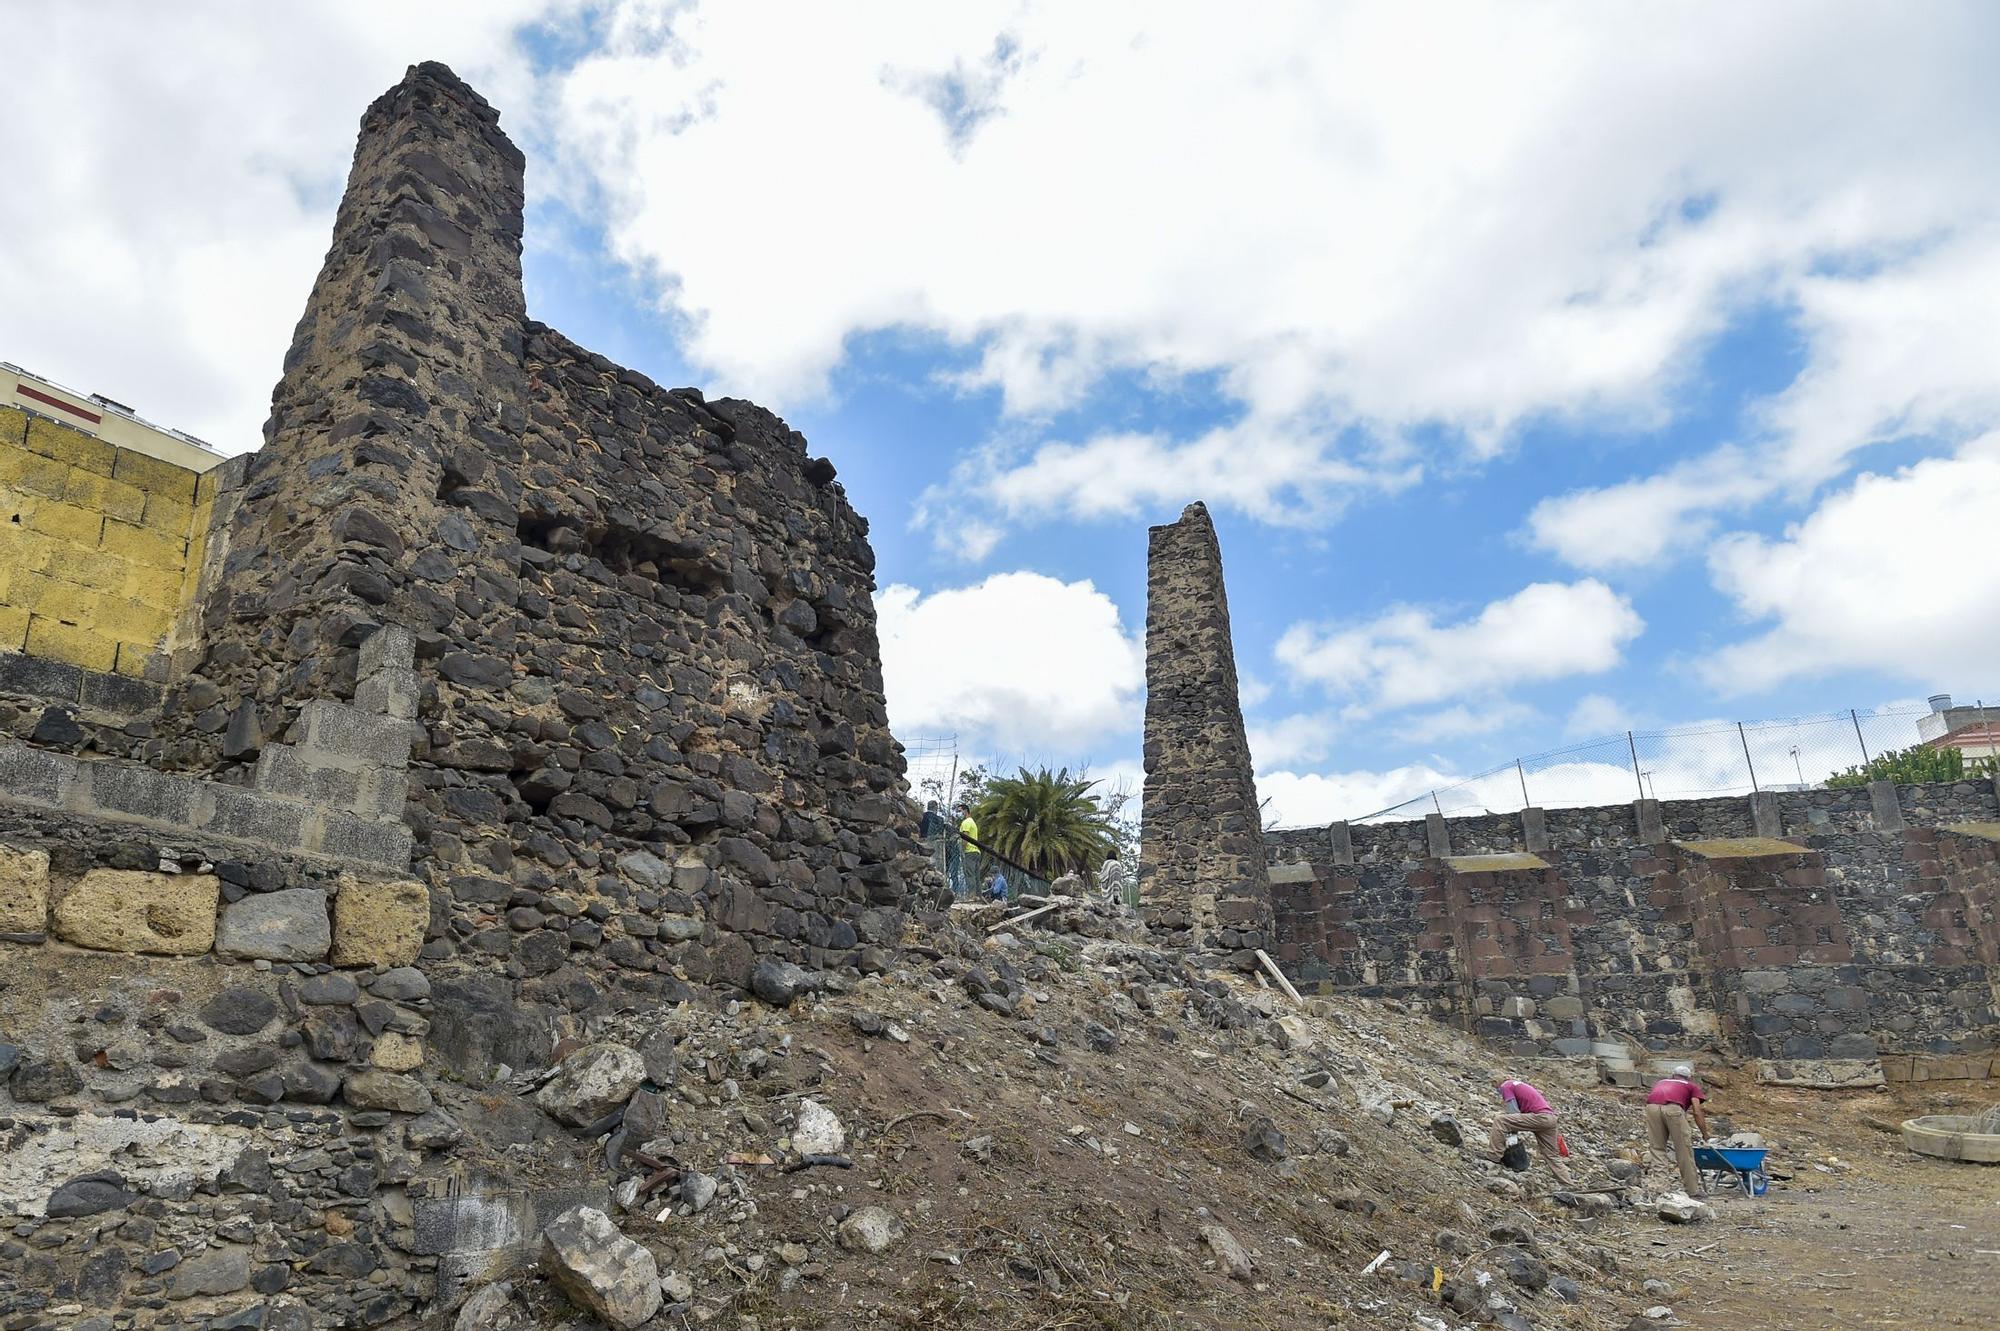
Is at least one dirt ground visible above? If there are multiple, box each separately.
[1614,1082,2000,1331]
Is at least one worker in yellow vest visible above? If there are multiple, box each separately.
[957,812,981,896]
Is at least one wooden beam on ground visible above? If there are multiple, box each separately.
[1254,949,1303,1004]
[991,901,1064,932]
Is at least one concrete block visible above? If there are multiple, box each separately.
[356,767,410,819]
[1520,806,1549,853]
[359,623,416,679]
[331,876,429,967]
[1867,780,1906,832]
[0,739,78,805]
[52,869,218,954]
[1425,812,1451,858]
[0,606,27,652]
[1750,790,1782,838]
[24,615,118,672]
[1635,797,1664,845]
[216,888,331,961]
[313,810,414,870]
[85,761,196,825]
[79,669,160,715]
[1327,819,1354,866]
[109,446,199,498]
[297,699,412,766]
[0,652,83,702]
[111,641,158,679]
[355,667,419,719]
[253,744,364,807]
[25,499,106,545]
[0,845,50,935]
[201,785,309,848]
[96,519,185,568]
[25,417,115,476]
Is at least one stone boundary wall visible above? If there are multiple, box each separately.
[1268,780,2000,1083]
[0,626,416,872]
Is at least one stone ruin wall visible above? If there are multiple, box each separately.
[0,63,921,1329]
[1266,782,2000,1086]
[1137,501,1273,955]
[1130,499,2000,1086]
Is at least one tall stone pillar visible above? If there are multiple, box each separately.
[1139,501,1273,952]
[164,62,530,768]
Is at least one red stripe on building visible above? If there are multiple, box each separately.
[15,383,102,424]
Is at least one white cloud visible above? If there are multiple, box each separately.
[1247,713,1340,771]
[1565,693,1629,738]
[1256,764,1458,828]
[875,571,1143,752]
[0,3,561,450]
[546,2,2000,537]
[1400,702,1536,744]
[1699,436,2000,693]
[1275,580,1643,712]
[1531,227,2000,571]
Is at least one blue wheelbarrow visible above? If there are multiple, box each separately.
[1693,1144,1769,1197]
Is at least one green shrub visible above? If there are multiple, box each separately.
[1825,744,1992,788]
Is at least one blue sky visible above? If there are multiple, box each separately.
[7,3,2000,824]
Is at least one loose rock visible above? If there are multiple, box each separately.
[541,1206,661,1329]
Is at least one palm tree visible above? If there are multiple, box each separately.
[970,767,1117,880]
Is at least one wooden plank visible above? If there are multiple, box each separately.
[990,901,1063,932]
[1254,949,1303,1004]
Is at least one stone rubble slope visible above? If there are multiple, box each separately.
[419,898,1692,1330]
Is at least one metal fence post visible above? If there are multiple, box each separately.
[1432,790,1444,816]
[1738,721,1758,792]
[1628,731,1644,800]
[1850,709,1870,766]
[1516,758,1530,810]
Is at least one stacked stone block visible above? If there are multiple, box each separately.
[1139,501,1272,952]
[0,403,234,678]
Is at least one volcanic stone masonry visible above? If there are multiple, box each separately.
[0,62,925,1327]
[1138,501,1273,953]
[1265,784,2000,1088]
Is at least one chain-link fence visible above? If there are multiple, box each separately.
[1347,702,1990,824]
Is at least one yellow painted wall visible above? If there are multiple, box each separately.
[0,404,217,677]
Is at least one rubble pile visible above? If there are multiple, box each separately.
[372,898,1708,1329]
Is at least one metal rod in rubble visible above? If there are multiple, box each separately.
[1739,721,1758,792]
[1850,709,1870,766]
[1628,731,1643,800]
[1516,758,1530,809]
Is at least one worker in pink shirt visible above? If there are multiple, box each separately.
[1488,1077,1574,1186]
[1644,1064,1713,1196]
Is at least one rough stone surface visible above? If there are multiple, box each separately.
[215,888,331,961]
[540,1206,661,1329]
[1199,1222,1254,1280]
[52,870,219,955]
[535,1043,645,1127]
[1139,503,1271,949]
[455,1282,524,1330]
[331,877,428,967]
[750,957,809,1007]
[791,1098,846,1156]
[0,846,49,935]
[836,1206,904,1254]
[343,1069,433,1114]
